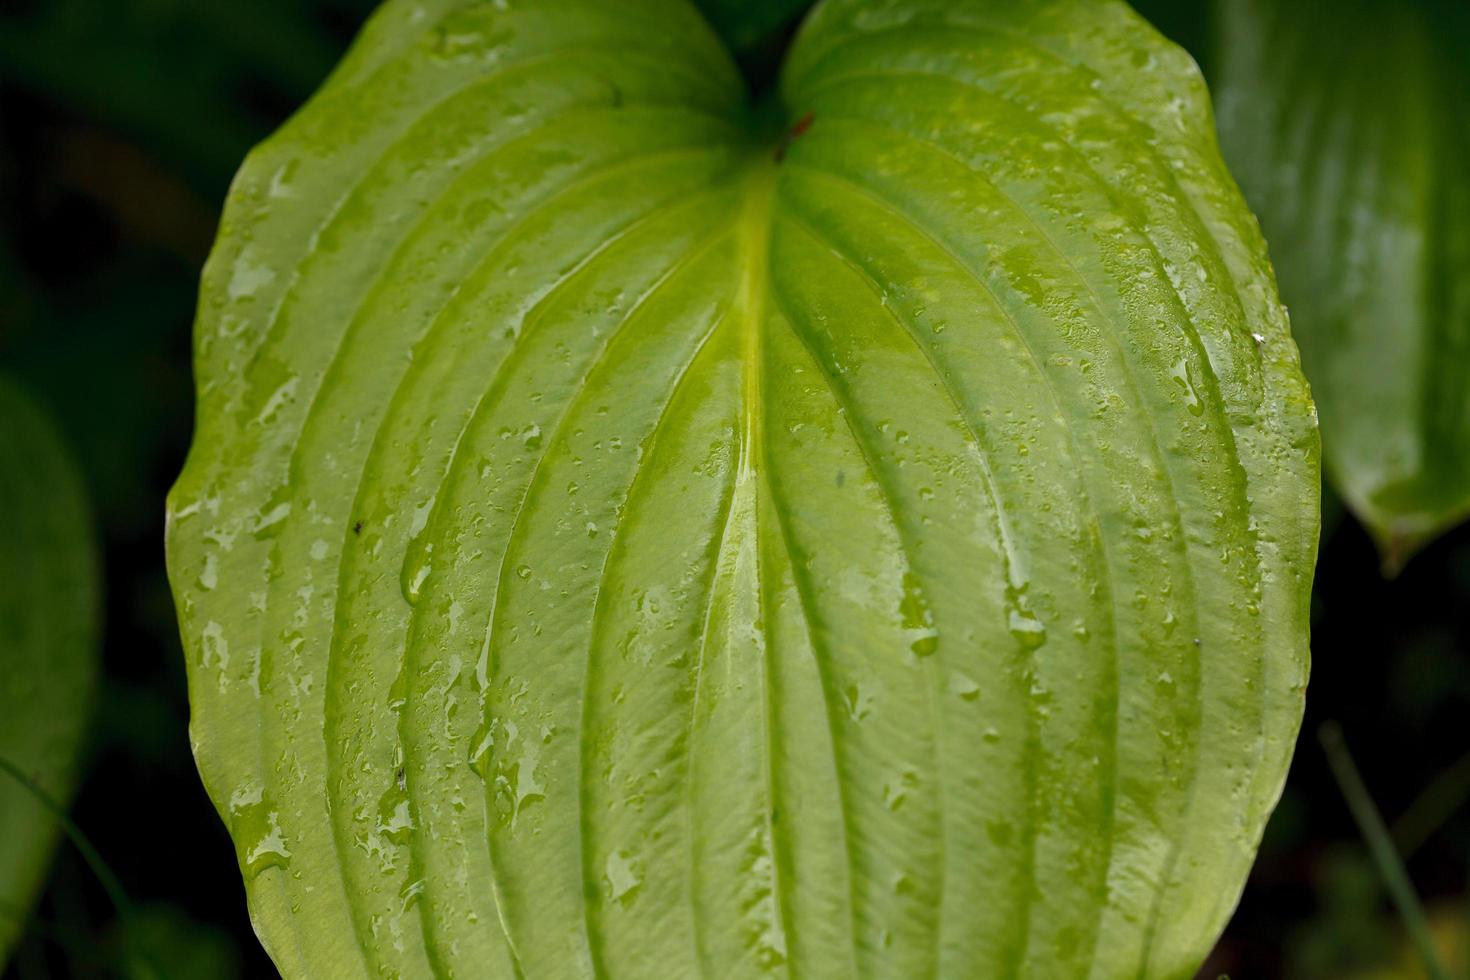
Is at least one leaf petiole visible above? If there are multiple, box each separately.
[0,755,167,980]
[1319,722,1450,980]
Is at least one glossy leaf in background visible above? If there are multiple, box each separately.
[0,378,100,966]
[166,0,1320,976]
[1211,0,1470,571]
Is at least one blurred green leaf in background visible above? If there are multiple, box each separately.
[0,380,99,969]
[1209,0,1470,571]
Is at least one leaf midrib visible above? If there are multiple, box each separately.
[736,157,780,479]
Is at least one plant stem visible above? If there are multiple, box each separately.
[0,755,165,979]
[1319,722,1450,980]
[1393,746,1470,858]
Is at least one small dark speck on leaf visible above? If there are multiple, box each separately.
[774,111,816,162]
[835,470,845,487]
[396,768,406,790]
[353,521,363,535]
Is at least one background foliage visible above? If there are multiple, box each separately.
[0,0,1467,976]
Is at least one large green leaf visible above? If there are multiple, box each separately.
[166,0,1320,975]
[0,378,100,964]
[1211,0,1470,569]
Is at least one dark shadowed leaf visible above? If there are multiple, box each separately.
[0,378,100,966]
[0,0,363,191]
[167,0,1320,975]
[1211,0,1470,571]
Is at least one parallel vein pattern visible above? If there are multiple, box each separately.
[166,0,1320,977]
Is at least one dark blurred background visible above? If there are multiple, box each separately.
[0,1,1466,977]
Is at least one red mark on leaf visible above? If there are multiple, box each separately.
[774,111,816,162]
